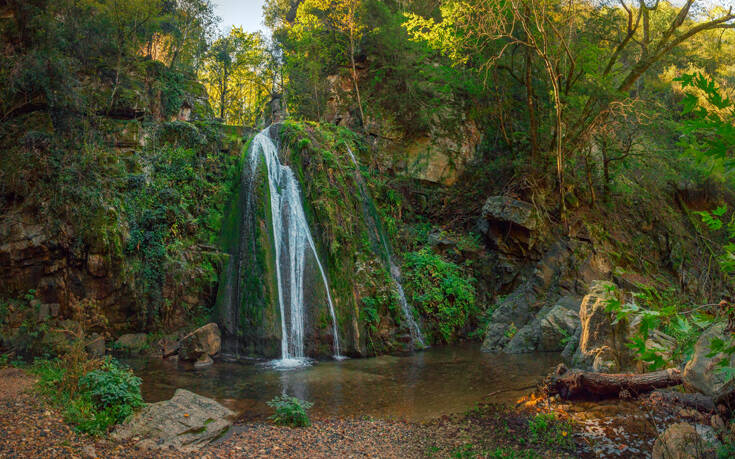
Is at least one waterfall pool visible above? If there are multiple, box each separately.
[124,344,560,422]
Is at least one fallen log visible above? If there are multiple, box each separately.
[550,365,682,399]
[650,390,716,412]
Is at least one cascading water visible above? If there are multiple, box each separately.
[218,126,342,364]
[249,129,343,363]
[346,147,426,349]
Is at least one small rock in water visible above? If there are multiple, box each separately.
[193,354,213,369]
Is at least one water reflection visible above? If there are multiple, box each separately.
[125,344,560,422]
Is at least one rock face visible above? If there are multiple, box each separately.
[481,237,597,353]
[0,209,214,334]
[401,121,481,185]
[86,254,107,277]
[683,322,735,403]
[478,196,539,257]
[652,423,719,459]
[572,281,630,372]
[179,323,221,364]
[483,283,539,352]
[112,389,234,452]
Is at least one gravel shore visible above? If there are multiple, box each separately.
[3,367,675,458]
[0,368,469,458]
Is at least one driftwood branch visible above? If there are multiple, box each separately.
[549,365,682,399]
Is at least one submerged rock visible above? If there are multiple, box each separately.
[112,389,234,452]
[179,323,221,362]
[652,423,719,459]
[683,322,735,403]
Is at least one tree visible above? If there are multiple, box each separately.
[99,0,164,114]
[162,0,219,70]
[199,28,276,124]
[405,0,735,215]
[294,0,368,132]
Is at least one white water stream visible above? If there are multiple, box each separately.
[249,129,342,364]
[346,147,425,349]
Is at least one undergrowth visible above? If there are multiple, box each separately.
[403,247,477,343]
[266,395,313,427]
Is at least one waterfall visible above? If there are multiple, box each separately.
[346,147,426,349]
[250,128,342,362]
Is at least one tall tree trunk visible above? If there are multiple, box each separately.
[525,48,539,164]
[602,147,610,195]
[349,31,367,136]
[584,148,596,207]
[540,56,566,221]
[220,68,228,120]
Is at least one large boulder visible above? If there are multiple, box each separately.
[652,423,719,459]
[112,389,234,452]
[478,196,539,256]
[482,284,538,352]
[538,304,580,352]
[504,301,580,354]
[572,281,631,372]
[115,333,148,353]
[505,318,541,354]
[179,323,221,364]
[683,322,735,404]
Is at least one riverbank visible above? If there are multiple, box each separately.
[5,366,713,458]
[0,367,584,458]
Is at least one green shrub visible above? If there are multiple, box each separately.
[79,360,143,420]
[266,395,313,427]
[403,248,477,343]
[528,413,573,449]
[33,357,143,436]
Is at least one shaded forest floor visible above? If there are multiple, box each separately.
[0,368,691,458]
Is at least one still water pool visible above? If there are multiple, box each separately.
[125,344,560,422]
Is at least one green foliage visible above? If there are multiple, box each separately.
[504,323,518,340]
[527,413,573,450]
[403,248,477,343]
[266,395,313,427]
[697,205,735,276]
[675,73,735,173]
[718,432,735,459]
[604,283,714,370]
[80,360,143,418]
[705,320,735,384]
[0,290,53,357]
[33,357,143,436]
[0,0,217,125]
